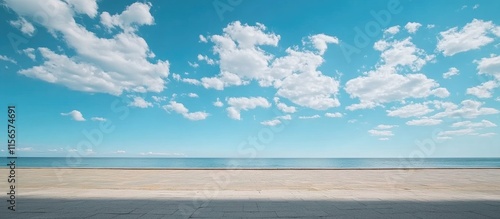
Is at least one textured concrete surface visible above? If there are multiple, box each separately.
[1,168,500,218]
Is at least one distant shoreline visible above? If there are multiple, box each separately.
[3,157,500,169]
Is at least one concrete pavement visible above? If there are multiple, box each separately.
[1,168,499,218]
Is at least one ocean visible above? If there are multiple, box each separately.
[1,157,500,169]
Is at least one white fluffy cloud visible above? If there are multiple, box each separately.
[431,100,499,119]
[100,2,154,31]
[201,72,248,90]
[274,97,296,113]
[273,49,340,110]
[404,22,422,34]
[261,113,292,126]
[61,110,85,121]
[387,103,434,118]
[406,118,442,126]
[375,124,398,129]
[163,101,209,121]
[277,69,340,110]
[346,72,447,110]
[181,78,200,85]
[201,21,279,89]
[23,48,36,61]
[260,119,281,126]
[299,115,320,119]
[438,119,497,140]
[277,115,292,120]
[346,37,446,110]
[199,34,208,43]
[65,0,98,17]
[173,74,202,86]
[466,81,499,98]
[197,54,216,65]
[20,48,141,95]
[10,17,35,36]
[368,124,397,138]
[0,55,17,64]
[226,97,271,120]
[368,129,394,136]
[91,117,107,122]
[438,128,476,139]
[172,73,181,81]
[182,111,209,121]
[475,55,500,80]
[384,25,400,35]
[452,120,496,128]
[6,0,169,96]
[443,67,459,79]
[437,19,499,56]
[276,102,296,113]
[213,98,224,107]
[325,112,342,118]
[308,34,339,55]
[152,96,167,103]
[188,61,199,68]
[187,93,199,98]
[376,37,434,70]
[129,96,153,108]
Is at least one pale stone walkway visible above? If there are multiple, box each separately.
[1,169,500,218]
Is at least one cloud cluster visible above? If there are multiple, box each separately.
[4,0,500,138]
[274,97,296,114]
[196,22,341,110]
[467,81,499,98]
[405,22,422,34]
[61,110,85,121]
[368,124,398,140]
[431,100,499,119]
[387,103,434,118]
[438,119,497,140]
[437,19,500,56]
[226,97,271,120]
[9,17,35,36]
[163,101,209,121]
[129,96,153,108]
[476,55,500,80]
[0,55,17,64]
[387,99,499,128]
[406,118,442,126]
[100,2,154,32]
[325,112,342,118]
[345,37,446,110]
[443,67,459,79]
[5,0,169,96]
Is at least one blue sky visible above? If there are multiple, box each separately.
[0,0,499,158]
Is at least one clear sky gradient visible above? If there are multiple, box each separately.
[0,0,499,158]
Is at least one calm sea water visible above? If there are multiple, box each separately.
[1,157,500,168]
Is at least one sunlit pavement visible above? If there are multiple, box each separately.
[1,169,499,218]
